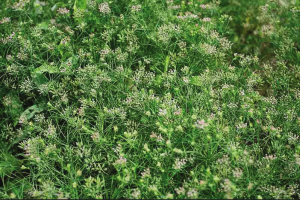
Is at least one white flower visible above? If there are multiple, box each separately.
[173,158,187,169]
[195,119,208,129]
[99,2,111,14]
[131,189,141,199]
[158,108,167,116]
[114,156,127,166]
[57,7,69,15]
[131,5,142,12]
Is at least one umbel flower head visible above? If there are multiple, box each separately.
[99,2,111,14]
[57,7,69,15]
[195,119,208,129]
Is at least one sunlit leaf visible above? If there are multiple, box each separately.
[19,105,44,124]
[190,76,203,86]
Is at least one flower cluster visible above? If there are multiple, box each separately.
[1,0,299,199]
[131,5,142,12]
[0,17,11,24]
[195,119,209,129]
[99,2,111,14]
[57,8,70,15]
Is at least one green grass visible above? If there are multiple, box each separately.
[0,0,300,199]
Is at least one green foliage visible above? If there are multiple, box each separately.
[0,0,300,199]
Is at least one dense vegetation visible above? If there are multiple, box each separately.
[0,0,300,199]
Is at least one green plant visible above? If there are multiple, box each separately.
[0,0,299,199]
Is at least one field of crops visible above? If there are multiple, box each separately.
[1,0,300,199]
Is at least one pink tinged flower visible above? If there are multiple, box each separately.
[195,23,199,27]
[195,119,208,129]
[174,109,182,115]
[200,4,206,9]
[131,5,141,12]
[271,126,276,131]
[264,154,277,161]
[256,119,260,123]
[57,8,69,15]
[115,156,127,165]
[197,120,206,125]
[199,180,205,185]
[202,18,211,22]
[0,17,11,24]
[150,133,157,138]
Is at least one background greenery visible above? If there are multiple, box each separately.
[0,0,300,199]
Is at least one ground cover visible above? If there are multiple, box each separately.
[0,0,300,199]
